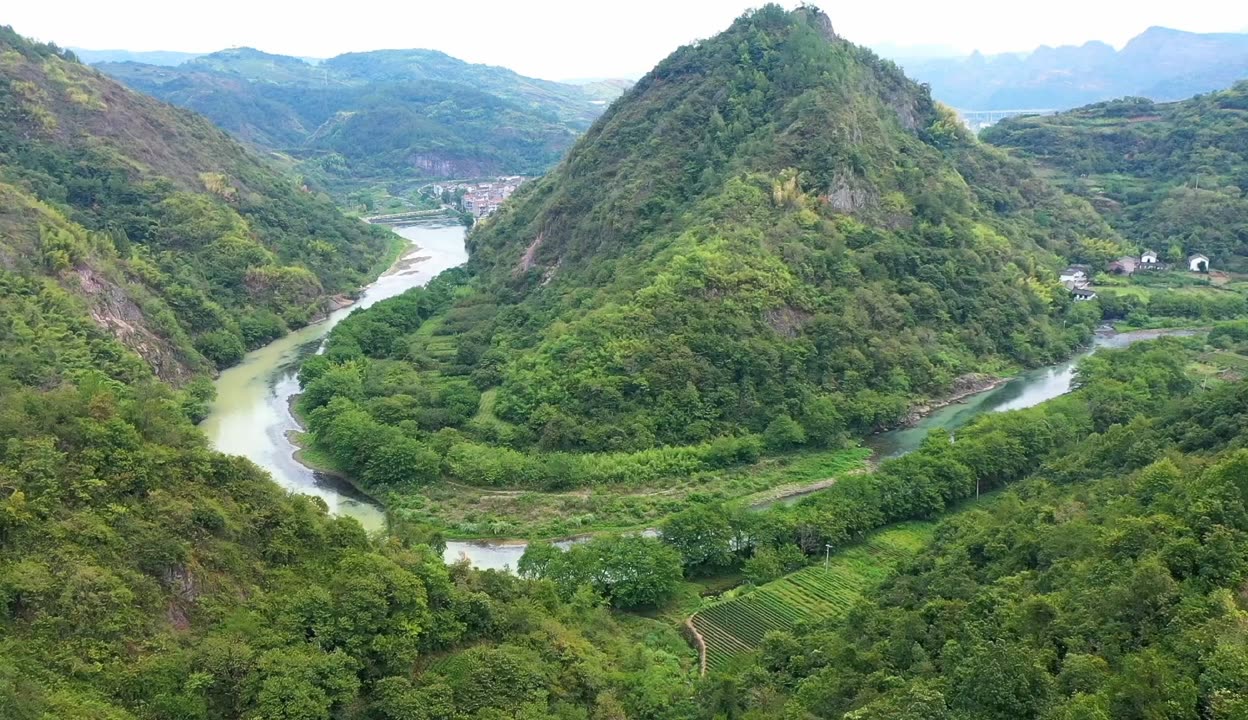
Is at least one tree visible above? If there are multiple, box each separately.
[531,536,683,609]
[661,505,735,571]
[742,544,806,584]
[1107,651,1198,720]
[364,439,441,487]
[845,682,952,720]
[764,414,807,451]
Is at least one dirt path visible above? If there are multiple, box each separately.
[685,617,708,676]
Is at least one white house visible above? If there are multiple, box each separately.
[1071,287,1098,302]
[1189,254,1210,272]
[1060,266,1089,288]
[1141,250,1158,264]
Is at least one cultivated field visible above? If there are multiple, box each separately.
[691,523,933,671]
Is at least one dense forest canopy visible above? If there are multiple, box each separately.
[297,5,1119,499]
[982,82,1248,269]
[0,26,696,720]
[0,25,396,379]
[704,333,1248,719]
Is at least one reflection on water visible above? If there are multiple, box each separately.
[200,222,469,531]
[865,329,1197,459]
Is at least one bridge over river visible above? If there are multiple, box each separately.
[955,108,1057,131]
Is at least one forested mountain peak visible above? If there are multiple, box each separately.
[184,46,325,84]
[468,4,1103,281]
[302,4,1117,481]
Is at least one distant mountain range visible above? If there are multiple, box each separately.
[93,47,632,190]
[898,26,1248,111]
[70,48,204,66]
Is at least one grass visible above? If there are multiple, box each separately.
[381,446,872,540]
[289,430,352,479]
[364,230,413,280]
[689,522,934,671]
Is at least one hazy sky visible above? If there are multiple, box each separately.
[9,0,1248,79]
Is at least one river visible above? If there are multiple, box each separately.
[200,220,468,531]
[865,328,1199,459]
[756,327,1200,508]
[201,227,1196,570]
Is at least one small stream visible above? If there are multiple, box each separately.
[202,228,1197,571]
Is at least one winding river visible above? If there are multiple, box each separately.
[864,328,1197,460]
[201,223,1195,570]
[200,220,468,531]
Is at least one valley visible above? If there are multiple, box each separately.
[7,4,1248,719]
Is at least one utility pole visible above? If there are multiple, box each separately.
[825,544,833,572]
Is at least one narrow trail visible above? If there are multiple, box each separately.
[685,617,708,676]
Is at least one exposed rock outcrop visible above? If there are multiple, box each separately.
[75,266,198,384]
[823,170,876,214]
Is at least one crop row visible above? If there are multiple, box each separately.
[692,523,934,669]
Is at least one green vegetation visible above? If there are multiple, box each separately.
[1092,269,1248,329]
[297,6,1118,529]
[983,84,1248,269]
[518,534,685,609]
[12,7,1248,720]
[96,46,613,202]
[0,28,701,720]
[692,523,932,670]
[0,26,395,378]
[362,446,869,541]
[718,332,1248,719]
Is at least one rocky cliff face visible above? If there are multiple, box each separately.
[75,267,199,383]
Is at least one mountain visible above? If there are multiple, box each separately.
[901,26,1248,111]
[69,47,203,66]
[868,41,963,62]
[297,5,1117,497]
[981,84,1248,268]
[0,26,697,720]
[0,26,396,380]
[95,46,616,193]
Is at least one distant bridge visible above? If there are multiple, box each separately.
[954,108,1057,130]
[362,208,455,226]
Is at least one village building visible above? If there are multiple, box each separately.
[1189,254,1210,272]
[1070,287,1097,302]
[1141,250,1159,264]
[455,176,529,218]
[1060,266,1090,288]
[1108,256,1138,275]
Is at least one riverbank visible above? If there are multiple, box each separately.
[899,372,1008,427]
[200,222,471,533]
[286,331,1156,541]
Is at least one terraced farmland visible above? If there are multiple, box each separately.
[691,523,933,671]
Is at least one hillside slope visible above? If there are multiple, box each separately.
[96,46,617,189]
[0,30,696,720]
[982,83,1248,267]
[0,27,395,379]
[299,6,1119,495]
